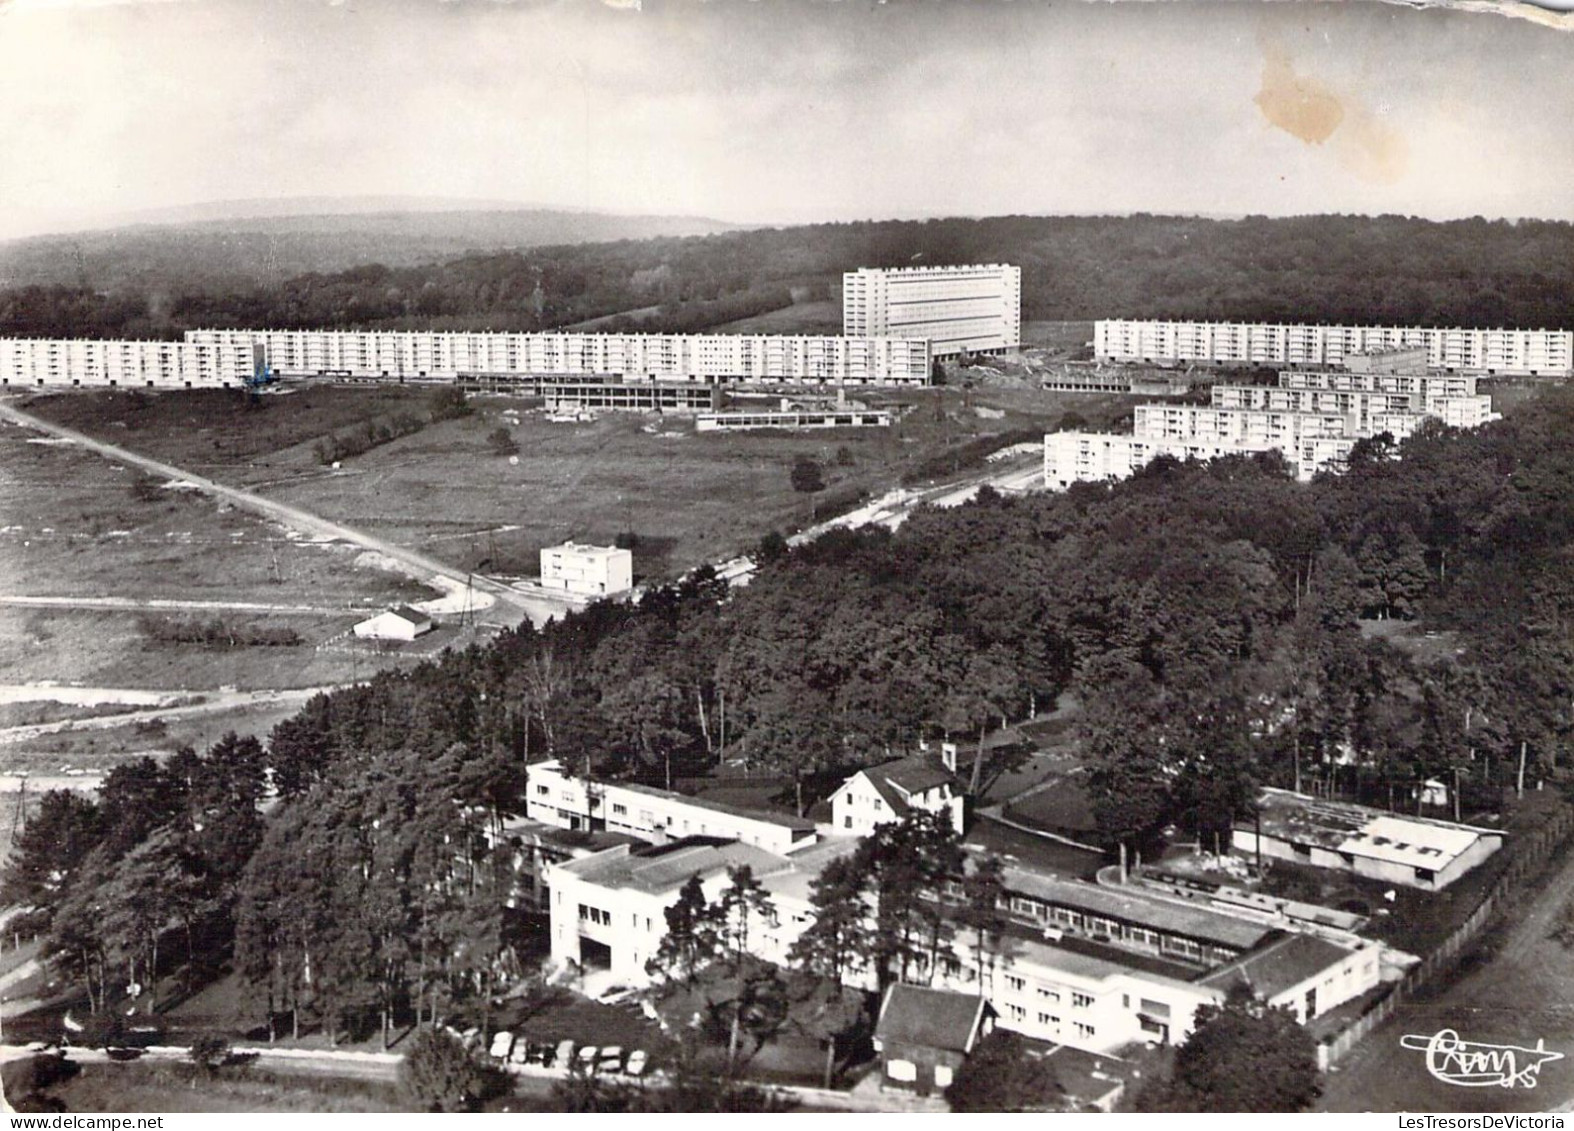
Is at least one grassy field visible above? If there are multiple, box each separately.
[709,300,843,336]
[22,383,1121,581]
[31,1061,407,1113]
[1021,321,1095,354]
[0,409,472,777]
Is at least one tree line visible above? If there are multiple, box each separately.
[3,214,1573,341]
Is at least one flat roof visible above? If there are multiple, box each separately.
[561,838,793,895]
[1002,867,1272,952]
[1005,926,1207,993]
[616,780,819,834]
[759,838,862,903]
[545,542,627,558]
[531,760,817,835]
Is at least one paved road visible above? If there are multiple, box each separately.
[0,402,577,628]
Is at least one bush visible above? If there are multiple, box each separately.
[138,615,301,649]
[399,1027,509,1113]
[1,1053,81,1108]
[757,530,790,565]
[790,457,824,494]
[486,426,519,456]
[188,1034,233,1072]
[427,386,472,422]
[900,428,1042,486]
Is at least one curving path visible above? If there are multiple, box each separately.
[0,402,576,628]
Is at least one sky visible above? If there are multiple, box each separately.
[0,0,1570,239]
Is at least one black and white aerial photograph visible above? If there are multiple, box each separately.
[1,0,1572,1118]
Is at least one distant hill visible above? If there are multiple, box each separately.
[0,203,740,293]
[3,213,1572,341]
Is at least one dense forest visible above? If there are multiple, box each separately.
[1,213,1571,340]
[6,388,1573,1044]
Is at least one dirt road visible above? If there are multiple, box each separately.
[0,402,575,628]
[0,595,368,616]
[1319,828,1574,1112]
[0,687,332,745]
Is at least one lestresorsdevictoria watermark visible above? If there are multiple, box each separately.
[1401,1029,1566,1090]
[1398,1119,1566,1129]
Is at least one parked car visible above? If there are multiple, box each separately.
[597,1045,624,1073]
[509,1040,531,1065]
[555,1039,577,1068]
[577,1045,600,1071]
[536,1042,557,1069]
[489,1031,515,1060]
[624,1050,649,1078]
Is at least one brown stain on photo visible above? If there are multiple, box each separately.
[1255,45,1346,145]
[1255,41,1409,185]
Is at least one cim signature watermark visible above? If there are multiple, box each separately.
[1401,1029,1566,1089]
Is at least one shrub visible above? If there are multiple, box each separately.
[188,1034,232,1072]
[486,426,519,456]
[790,457,824,494]
[399,1027,509,1113]
[427,386,472,422]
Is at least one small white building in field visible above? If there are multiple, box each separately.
[540,542,633,597]
[353,605,433,641]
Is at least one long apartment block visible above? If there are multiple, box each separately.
[1094,319,1573,377]
[0,337,264,390]
[843,264,1021,357]
[185,328,933,386]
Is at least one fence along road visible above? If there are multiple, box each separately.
[0,401,577,628]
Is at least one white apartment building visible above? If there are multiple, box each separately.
[843,265,1021,358]
[539,543,634,598]
[1045,357,1501,491]
[1131,404,1363,449]
[0,337,263,390]
[1093,320,1573,377]
[1278,368,1480,399]
[524,758,819,856]
[1043,432,1304,490]
[184,328,933,386]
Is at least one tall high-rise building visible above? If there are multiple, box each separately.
[843,264,1021,358]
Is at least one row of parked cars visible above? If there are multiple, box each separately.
[487,1031,648,1078]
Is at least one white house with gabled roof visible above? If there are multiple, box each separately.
[828,754,965,837]
[352,605,433,641]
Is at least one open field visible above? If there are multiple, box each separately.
[0,381,1133,775]
[1021,320,1095,354]
[0,409,480,776]
[710,299,842,335]
[21,384,1125,581]
[29,1060,408,1113]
